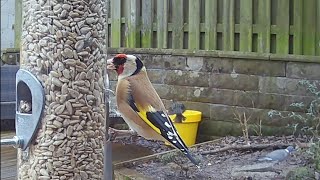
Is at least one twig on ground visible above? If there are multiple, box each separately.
[233,109,252,145]
[200,143,293,155]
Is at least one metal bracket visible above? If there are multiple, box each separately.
[0,69,45,151]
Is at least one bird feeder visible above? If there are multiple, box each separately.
[0,0,111,179]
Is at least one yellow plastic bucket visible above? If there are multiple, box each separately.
[166,110,202,147]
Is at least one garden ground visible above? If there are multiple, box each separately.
[115,135,318,180]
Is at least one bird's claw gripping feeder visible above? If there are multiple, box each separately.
[0,69,45,156]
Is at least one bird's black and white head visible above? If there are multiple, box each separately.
[107,54,144,79]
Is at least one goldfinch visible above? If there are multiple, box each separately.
[107,54,199,166]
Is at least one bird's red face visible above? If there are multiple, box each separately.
[107,54,127,75]
[107,54,144,78]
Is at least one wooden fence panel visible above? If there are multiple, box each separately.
[293,0,303,55]
[223,0,235,51]
[276,0,290,54]
[303,0,316,55]
[141,0,153,48]
[188,0,200,49]
[205,0,217,50]
[239,0,252,52]
[14,0,22,48]
[126,0,140,48]
[317,0,320,56]
[110,0,121,47]
[257,0,271,53]
[105,0,319,56]
[172,0,184,49]
[156,0,168,48]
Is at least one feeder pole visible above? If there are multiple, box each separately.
[104,71,114,180]
[104,0,114,178]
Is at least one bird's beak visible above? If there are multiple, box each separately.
[106,58,116,70]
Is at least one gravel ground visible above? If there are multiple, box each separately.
[115,135,317,180]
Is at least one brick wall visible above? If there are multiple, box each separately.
[107,48,320,140]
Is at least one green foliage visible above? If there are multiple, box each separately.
[159,152,190,177]
[307,142,320,171]
[159,151,181,164]
[268,80,320,137]
[285,167,315,180]
[268,80,320,171]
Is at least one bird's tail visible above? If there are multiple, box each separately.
[183,148,200,167]
[257,157,273,161]
[170,132,200,167]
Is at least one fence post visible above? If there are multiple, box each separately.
[303,0,316,55]
[205,0,217,50]
[239,0,252,52]
[14,0,22,49]
[141,0,153,48]
[257,0,271,53]
[111,0,121,47]
[172,0,184,49]
[276,0,290,54]
[126,0,140,48]
[293,0,303,55]
[223,0,235,51]
[188,0,200,50]
[157,0,168,48]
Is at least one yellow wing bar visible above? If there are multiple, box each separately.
[136,105,161,134]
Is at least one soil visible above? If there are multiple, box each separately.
[114,135,317,180]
